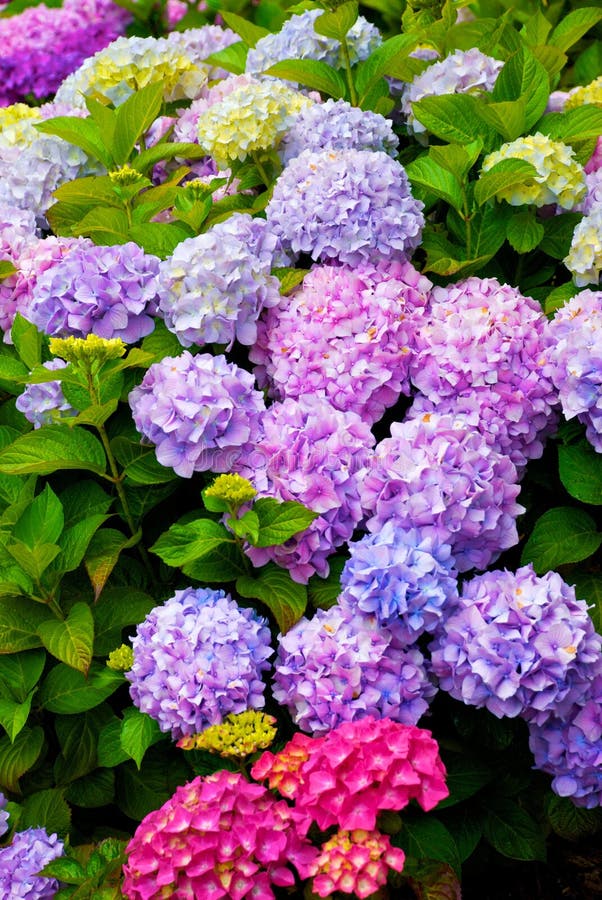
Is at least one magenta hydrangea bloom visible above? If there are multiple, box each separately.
[338,520,458,638]
[250,260,431,423]
[310,828,406,899]
[129,351,266,478]
[273,603,437,734]
[546,289,602,452]
[266,149,424,266]
[16,359,77,429]
[242,396,375,583]
[362,413,523,573]
[122,770,317,900]
[528,674,602,808]
[0,827,64,899]
[157,214,282,348]
[252,716,449,832]
[430,565,602,723]
[127,587,273,740]
[280,98,398,164]
[26,241,160,342]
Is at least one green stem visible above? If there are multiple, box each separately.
[340,36,358,107]
[252,153,272,190]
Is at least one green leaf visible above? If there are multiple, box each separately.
[0,691,35,742]
[228,510,260,544]
[0,649,46,702]
[491,46,549,132]
[506,210,545,253]
[474,158,538,206]
[0,726,44,792]
[6,540,61,581]
[558,440,602,505]
[65,768,115,808]
[428,141,483,180]
[400,816,462,872]
[437,754,493,809]
[406,156,464,211]
[13,484,64,548]
[574,40,602,85]
[521,507,602,574]
[71,206,131,245]
[410,93,492,144]
[54,706,112,784]
[273,267,308,295]
[0,260,16,280]
[205,41,248,76]
[52,513,111,574]
[84,529,133,601]
[539,212,583,259]
[549,7,602,53]
[140,319,183,362]
[253,498,318,548]
[308,556,345,610]
[313,1,358,41]
[0,355,29,391]
[521,9,553,47]
[532,45,567,79]
[128,223,190,258]
[111,437,178,485]
[20,788,71,835]
[264,60,347,99]
[539,106,602,161]
[37,662,123,714]
[475,98,526,142]
[98,718,130,768]
[439,807,484,863]
[112,81,163,165]
[571,572,602,633]
[0,426,106,476]
[547,795,602,842]
[116,748,190,821]
[181,540,249,583]
[483,799,547,861]
[236,563,307,633]
[120,708,164,769]
[85,97,116,149]
[70,399,118,429]
[35,117,112,168]
[354,33,419,100]
[220,10,269,46]
[0,597,54,653]
[41,857,86,885]
[38,602,94,675]
[10,314,42,370]
[544,281,579,315]
[93,587,155,656]
[150,517,232,567]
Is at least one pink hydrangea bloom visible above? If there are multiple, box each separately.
[310,829,406,898]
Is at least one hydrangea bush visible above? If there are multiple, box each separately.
[0,0,601,897]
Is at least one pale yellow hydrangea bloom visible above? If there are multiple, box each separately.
[565,76,602,111]
[0,104,42,145]
[564,207,602,286]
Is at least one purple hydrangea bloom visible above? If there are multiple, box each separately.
[250,260,432,424]
[401,48,503,134]
[576,168,602,214]
[129,351,266,478]
[361,412,523,573]
[338,521,458,639]
[585,137,602,174]
[547,290,602,451]
[16,359,77,429]
[242,396,375,583]
[280,98,398,164]
[127,587,273,740]
[265,149,424,267]
[245,9,381,80]
[0,794,8,838]
[528,673,602,808]
[409,277,559,467]
[273,603,437,734]
[26,242,160,342]
[0,827,64,899]
[156,214,282,349]
[430,565,602,722]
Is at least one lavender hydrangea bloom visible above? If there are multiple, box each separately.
[157,214,282,348]
[338,521,458,639]
[547,289,602,451]
[26,242,160,342]
[250,260,432,424]
[528,674,602,808]
[361,413,523,573]
[129,351,266,478]
[576,169,602,214]
[401,48,503,134]
[280,98,398,164]
[164,25,238,82]
[273,604,437,734]
[127,587,273,740]
[241,396,375,583]
[0,827,64,899]
[16,360,77,429]
[245,9,381,79]
[266,149,424,266]
[0,794,8,838]
[409,277,559,466]
[430,565,602,722]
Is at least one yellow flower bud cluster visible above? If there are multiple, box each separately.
[177,710,277,758]
[49,334,126,365]
[109,165,147,187]
[205,473,257,507]
[107,644,135,671]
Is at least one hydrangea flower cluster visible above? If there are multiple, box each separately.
[126,587,273,740]
[528,674,602,808]
[481,133,586,209]
[401,48,503,134]
[0,827,64,899]
[252,716,449,831]
[273,604,437,734]
[564,75,602,111]
[177,710,277,758]
[250,260,431,423]
[310,829,406,899]
[196,78,312,167]
[266,149,424,266]
[129,351,266,478]
[576,168,602,215]
[430,565,602,722]
[0,794,8,839]
[157,214,282,348]
[0,0,130,106]
[280,98,399,164]
[165,25,238,82]
[362,413,523,573]
[173,74,256,144]
[122,770,316,900]
[242,396,375,582]
[564,206,602,286]
[245,9,381,79]
[409,277,559,468]
[26,241,160,342]
[339,521,458,637]
[546,289,602,449]
[16,359,77,429]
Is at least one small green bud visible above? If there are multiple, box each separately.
[107,644,134,671]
